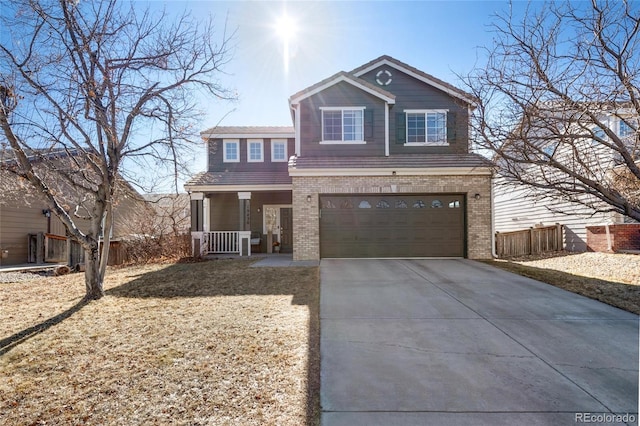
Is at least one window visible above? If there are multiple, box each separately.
[431,200,443,208]
[405,110,447,145]
[591,128,605,147]
[223,139,239,163]
[247,139,263,162]
[271,139,288,162]
[620,120,635,138]
[321,107,365,143]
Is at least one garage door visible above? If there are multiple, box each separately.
[320,194,465,258]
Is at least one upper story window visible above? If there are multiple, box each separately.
[247,139,264,162]
[619,119,635,138]
[271,139,288,162]
[405,110,448,145]
[223,139,239,163]
[320,107,365,144]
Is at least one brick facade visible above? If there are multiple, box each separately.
[586,224,640,252]
[292,174,493,260]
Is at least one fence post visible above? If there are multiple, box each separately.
[529,227,535,255]
[555,223,562,252]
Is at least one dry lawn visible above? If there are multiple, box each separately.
[0,258,320,425]
[486,252,640,315]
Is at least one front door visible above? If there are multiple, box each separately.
[263,205,293,253]
[280,208,293,253]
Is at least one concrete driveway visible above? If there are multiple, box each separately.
[320,259,639,426]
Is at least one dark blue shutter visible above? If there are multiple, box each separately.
[364,109,374,139]
[396,112,406,144]
[446,112,457,143]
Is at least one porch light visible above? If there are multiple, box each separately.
[474,193,481,200]
[306,195,312,202]
[257,207,261,213]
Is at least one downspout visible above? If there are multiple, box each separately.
[292,103,301,156]
[384,103,390,157]
[491,172,498,258]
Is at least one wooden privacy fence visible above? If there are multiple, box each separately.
[495,224,564,258]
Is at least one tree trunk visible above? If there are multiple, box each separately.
[84,243,104,300]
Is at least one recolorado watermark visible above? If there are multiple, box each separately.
[575,412,637,423]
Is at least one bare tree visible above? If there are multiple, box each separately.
[0,0,234,299]
[464,0,640,222]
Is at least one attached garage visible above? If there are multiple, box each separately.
[319,194,465,258]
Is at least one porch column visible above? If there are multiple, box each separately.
[190,192,205,257]
[238,192,251,231]
[203,196,210,232]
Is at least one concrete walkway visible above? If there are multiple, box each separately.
[320,259,639,425]
[249,254,319,268]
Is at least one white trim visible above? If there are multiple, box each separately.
[203,197,210,232]
[288,167,493,177]
[201,132,294,139]
[190,192,204,201]
[321,107,365,143]
[237,192,252,200]
[271,139,288,162]
[223,139,240,163]
[289,74,396,104]
[247,139,264,162]
[384,103,390,157]
[319,140,367,145]
[262,204,293,236]
[204,139,210,170]
[294,104,301,156]
[184,184,293,192]
[405,109,449,145]
[353,58,476,105]
[404,142,449,147]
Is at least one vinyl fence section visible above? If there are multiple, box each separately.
[495,224,564,258]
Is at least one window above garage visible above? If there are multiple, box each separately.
[405,109,448,146]
[320,107,367,144]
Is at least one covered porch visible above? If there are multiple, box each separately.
[188,189,293,257]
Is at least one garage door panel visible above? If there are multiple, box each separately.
[320,194,465,258]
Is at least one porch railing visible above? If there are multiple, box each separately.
[199,231,252,256]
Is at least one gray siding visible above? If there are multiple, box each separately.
[0,203,53,265]
[207,191,292,233]
[494,182,623,252]
[207,138,295,172]
[299,82,386,157]
[358,66,470,155]
[209,193,240,231]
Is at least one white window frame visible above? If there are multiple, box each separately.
[223,139,240,163]
[271,139,288,162]
[320,107,366,144]
[404,109,448,146]
[247,139,264,162]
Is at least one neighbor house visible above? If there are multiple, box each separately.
[494,109,638,252]
[185,55,494,260]
[0,150,148,266]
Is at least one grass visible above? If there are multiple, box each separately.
[484,253,640,315]
[0,258,320,425]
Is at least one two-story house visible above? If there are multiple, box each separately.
[494,109,638,252]
[185,56,494,260]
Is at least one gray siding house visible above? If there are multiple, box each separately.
[494,113,636,252]
[185,56,494,260]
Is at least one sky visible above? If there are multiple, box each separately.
[158,0,529,128]
[146,0,534,178]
